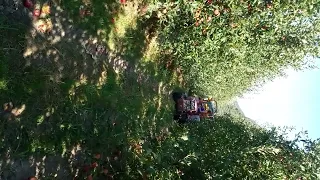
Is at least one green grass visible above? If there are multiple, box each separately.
[0,2,182,179]
[4,1,315,179]
[1,2,319,179]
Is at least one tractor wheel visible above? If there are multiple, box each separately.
[177,113,188,124]
[172,92,183,101]
[173,114,180,120]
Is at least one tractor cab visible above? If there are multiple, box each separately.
[198,98,217,119]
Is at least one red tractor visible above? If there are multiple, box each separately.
[172,91,217,123]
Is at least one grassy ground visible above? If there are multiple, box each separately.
[2,1,318,180]
[0,0,184,179]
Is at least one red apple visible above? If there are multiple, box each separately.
[87,175,93,180]
[23,0,34,9]
[91,162,98,168]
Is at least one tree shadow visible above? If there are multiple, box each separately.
[1,1,312,179]
[60,0,120,35]
[0,0,177,179]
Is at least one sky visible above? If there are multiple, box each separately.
[237,58,320,140]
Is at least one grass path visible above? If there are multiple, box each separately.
[0,0,182,179]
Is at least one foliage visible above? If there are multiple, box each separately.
[0,7,177,179]
[1,1,320,179]
[126,115,320,179]
[154,0,320,100]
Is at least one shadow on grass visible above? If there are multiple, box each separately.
[1,1,312,180]
[60,0,119,35]
[0,1,178,179]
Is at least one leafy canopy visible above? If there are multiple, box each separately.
[155,0,320,99]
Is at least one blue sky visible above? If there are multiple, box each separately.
[238,58,320,140]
